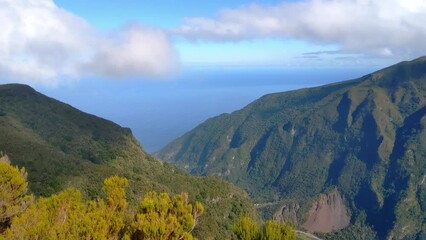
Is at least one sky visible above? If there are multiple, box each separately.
[1,0,425,85]
[1,0,425,151]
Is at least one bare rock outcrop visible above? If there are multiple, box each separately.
[273,203,300,224]
[302,191,350,233]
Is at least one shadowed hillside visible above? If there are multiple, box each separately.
[0,84,259,239]
[157,56,426,239]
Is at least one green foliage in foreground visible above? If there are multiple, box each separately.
[0,155,33,232]
[0,160,203,239]
[234,216,296,240]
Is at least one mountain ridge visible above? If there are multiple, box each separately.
[157,56,426,239]
[0,83,259,239]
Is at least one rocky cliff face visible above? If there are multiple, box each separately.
[273,203,301,225]
[302,191,350,233]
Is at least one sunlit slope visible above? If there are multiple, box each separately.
[157,56,426,239]
[0,84,259,239]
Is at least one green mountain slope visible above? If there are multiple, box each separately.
[0,84,259,239]
[157,56,426,239]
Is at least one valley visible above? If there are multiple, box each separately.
[1,0,425,239]
[157,56,426,239]
[1,56,425,239]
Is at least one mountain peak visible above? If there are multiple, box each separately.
[358,55,426,87]
[0,83,37,96]
[410,55,426,62]
[0,83,35,90]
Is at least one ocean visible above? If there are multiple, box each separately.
[39,66,376,152]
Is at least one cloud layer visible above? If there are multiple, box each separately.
[0,0,177,86]
[2,0,425,86]
[176,0,426,58]
[82,26,178,79]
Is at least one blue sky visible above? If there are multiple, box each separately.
[53,0,331,69]
[54,0,283,29]
[51,0,419,71]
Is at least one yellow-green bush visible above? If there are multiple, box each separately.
[0,158,203,239]
[234,216,296,240]
[0,155,33,232]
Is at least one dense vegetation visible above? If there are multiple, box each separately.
[0,156,204,239]
[157,56,426,239]
[1,156,297,239]
[233,216,296,240]
[0,155,32,233]
[0,84,259,239]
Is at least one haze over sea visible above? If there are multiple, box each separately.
[36,67,375,152]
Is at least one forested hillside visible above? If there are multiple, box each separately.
[158,56,426,239]
[0,84,259,239]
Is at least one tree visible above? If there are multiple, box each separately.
[234,217,296,240]
[2,176,129,239]
[102,176,129,238]
[3,189,86,239]
[0,155,33,232]
[130,191,204,240]
[234,216,260,240]
[1,172,204,240]
[262,220,296,240]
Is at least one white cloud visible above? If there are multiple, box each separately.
[82,26,178,79]
[175,0,426,58]
[0,0,178,86]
